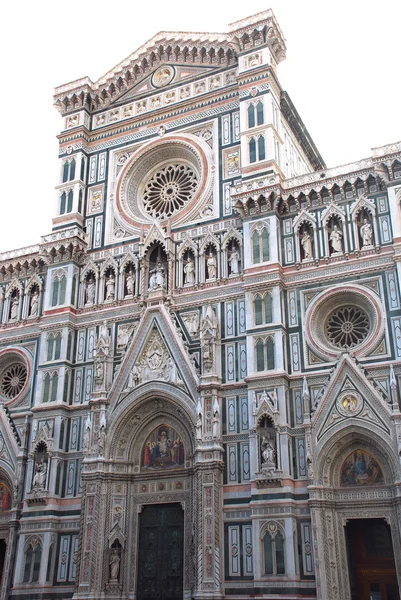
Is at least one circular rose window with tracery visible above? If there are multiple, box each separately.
[115,134,214,230]
[326,306,370,348]
[304,284,384,360]
[0,364,27,399]
[142,163,198,218]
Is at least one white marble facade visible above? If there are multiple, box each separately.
[0,9,400,600]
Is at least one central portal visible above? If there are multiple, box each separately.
[137,503,184,600]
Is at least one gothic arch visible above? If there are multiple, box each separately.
[315,426,398,488]
[107,382,196,462]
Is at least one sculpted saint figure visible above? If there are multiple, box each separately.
[32,461,47,490]
[109,550,120,581]
[148,259,165,291]
[360,218,373,246]
[329,225,343,253]
[301,230,313,259]
[30,291,39,317]
[261,436,275,467]
[229,249,240,274]
[184,257,195,285]
[206,252,217,279]
[125,269,135,296]
[85,277,96,305]
[105,274,115,300]
[10,296,19,320]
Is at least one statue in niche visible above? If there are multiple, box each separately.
[184,256,195,285]
[300,229,313,259]
[109,550,120,581]
[329,224,343,253]
[201,305,218,339]
[30,289,39,317]
[10,296,19,320]
[228,247,240,275]
[261,436,275,467]
[32,460,47,490]
[85,276,96,305]
[95,321,111,358]
[360,218,373,247]
[125,269,135,297]
[212,399,220,439]
[148,258,165,291]
[98,427,106,455]
[206,250,217,280]
[196,401,202,441]
[105,272,115,301]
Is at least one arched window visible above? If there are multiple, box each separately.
[23,540,42,583]
[256,101,264,125]
[78,189,83,214]
[254,295,263,325]
[47,335,54,362]
[258,135,266,161]
[62,162,69,183]
[254,293,273,325]
[60,192,66,215]
[256,339,265,372]
[67,190,73,213]
[52,275,67,306]
[248,104,255,128]
[80,157,86,182]
[261,228,270,261]
[69,159,76,181]
[252,230,260,264]
[249,138,257,163]
[252,226,270,264]
[266,338,275,370]
[63,371,70,403]
[51,373,58,402]
[43,372,58,403]
[54,334,62,360]
[264,294,273,323]
[263,528,285,575]
[66,332,73,361]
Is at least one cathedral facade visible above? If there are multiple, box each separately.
[0,9,400,600]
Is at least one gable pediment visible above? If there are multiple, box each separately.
[114,63,228,105]
[312,355,393,445]
[108,304,198,410]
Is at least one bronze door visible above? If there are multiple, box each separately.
[346,519,400,600]
[137,503,184,600]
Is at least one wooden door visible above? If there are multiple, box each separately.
[346,519,400,600]
[137,503,184,600]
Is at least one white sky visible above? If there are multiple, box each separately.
[1,0,400,253]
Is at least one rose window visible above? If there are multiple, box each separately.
[325,306,370,348]
[142,164,198,218]
[0,364,27,399]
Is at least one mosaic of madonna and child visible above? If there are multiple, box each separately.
[142,425,185,470]
[340,450,384,486]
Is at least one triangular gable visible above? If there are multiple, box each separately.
[115,64,222,104]
[313,355,393,446]
[108,304,198,410]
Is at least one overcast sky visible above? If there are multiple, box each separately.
[1,0,400,253]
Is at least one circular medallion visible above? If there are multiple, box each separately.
[152,66,175,88]
[336,391,363,417]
